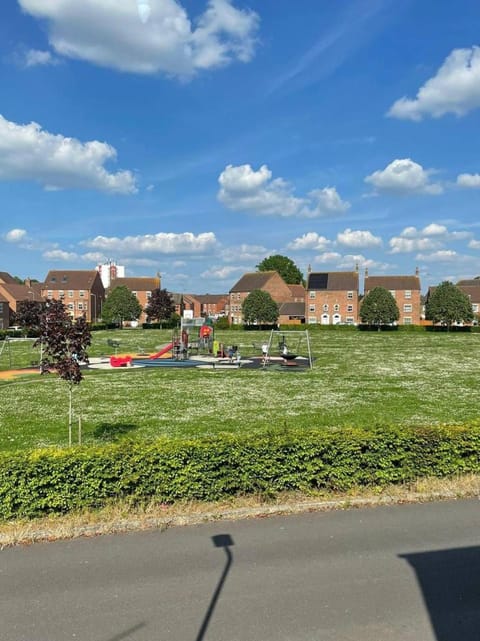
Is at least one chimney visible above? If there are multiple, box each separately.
[415,266,419,276]
[365,267,369,278]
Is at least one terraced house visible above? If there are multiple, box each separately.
[228,271,296,325]
[0,273,43,327]
[363,270,422,325]
[306,270,359,325]
[108,275,161,325]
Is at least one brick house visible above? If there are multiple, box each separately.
[228,271,294,325]
[170,293,201,319]
[194,294,229,318]
[363,270,421,325]
[456,280,480,320]
[0,293,9,329]
[109,276,161,324]
[42,270,105,322]
[306,271,359,325]
[0,276,43,327]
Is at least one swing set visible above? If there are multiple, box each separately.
[0,336,40,369]
[262,329,313,368]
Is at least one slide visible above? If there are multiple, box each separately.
[149,342,174,360]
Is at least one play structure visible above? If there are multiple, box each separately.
[0,336,40,369]
[261,330,313,369]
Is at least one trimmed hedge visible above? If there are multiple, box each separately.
[1,424,480,520]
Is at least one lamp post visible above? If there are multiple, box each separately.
[90,292,97,323]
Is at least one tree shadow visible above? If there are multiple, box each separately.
[400,546,480,640]
[105,622,146,641]
[93,422,138,441]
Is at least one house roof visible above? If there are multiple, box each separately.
[230,271,280,293]
[0,272,17,285]
[278,302,305,317]
[364,275,421,291]
[0,283,43,301]
[43,270,101,290]
[194,294,228,304]
[457,284,480,303]
[307,271,358,291]
[457,279,480,287]
[288,284,305,299]
[109,277,160,292]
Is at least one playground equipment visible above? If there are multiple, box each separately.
[262,330,313,369]
[0,336,40,369]
[110,355,132,367]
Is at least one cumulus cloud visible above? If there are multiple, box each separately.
[83,231,217,255]
[218,164,349,217]
[457,173,480,188]
[0,114,136,193]
[388,47,480,121]
[416,250,458,262]
[287,232,331,251]
[365,158,443,195]
[201,265,245,279]
[389,223,470,254]
[313,252,390,271]
[220,243,269,263]
[336,228,382,248]
[23,49,59,67]
[43,249,79,261]
[468,239,480,250]
[18,0,259,77]
[4,228,27,243]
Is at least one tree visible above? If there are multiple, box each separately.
[144,288,175,324]
[360,287,400,328]
[15,299,47,335]
[242,289,279,325]
[35,300,91,445]
[102,286,142,326]
[256,255,304,285]
[425,281,474,329]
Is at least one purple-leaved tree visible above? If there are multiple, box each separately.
[35,300,91,445]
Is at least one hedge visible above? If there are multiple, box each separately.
[1,424,480,520]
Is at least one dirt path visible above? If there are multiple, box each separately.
[0,368,38,380]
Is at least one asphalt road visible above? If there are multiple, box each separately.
[1,498,480,641]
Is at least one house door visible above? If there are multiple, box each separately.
[321,313,330,325]
[333,313,341,324]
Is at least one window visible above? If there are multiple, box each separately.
[79,290,85,298]
[346,317,354,324]
[347,304,353,312]
[405,290,412,299]
[473,304,479,313]
[404,317,412,325]
[68,290,73,298]
[68,303,74,312]
[47,290,53,299]
[389,290,396,298]
[146,291,152,299]
[323,303,328,312]
[403,304,412,312]
[309,291,316,299]
[333,304,340,312]
[78,302,84,311]
[308,316,317,324]
[59,290,64,299]
[309,304,315,312]
[347,291,353,299]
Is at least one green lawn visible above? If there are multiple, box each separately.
[1,328,480,451]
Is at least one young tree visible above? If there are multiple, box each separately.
[35,300,91,445]
[242,289,279,325]
[15,299,47,335]
[425,281,474,329]
[360,287,400,328]
[102,286,142,326]
[144,288,175,324]
[256,255,304,285]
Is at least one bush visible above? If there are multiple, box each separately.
[1,424,480,520]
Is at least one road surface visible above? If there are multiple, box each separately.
[1,498,480,640]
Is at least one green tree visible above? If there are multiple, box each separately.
[144,288,175,323]
[242,289,279,325]
[425,281,474,329]
[35,300,91,445]
[102,286,142,326]
[360,287,400,328]
[256,255,304,285]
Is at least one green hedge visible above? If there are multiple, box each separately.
[1,424,480,520]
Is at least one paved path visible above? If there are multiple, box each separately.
[1,498,480,641]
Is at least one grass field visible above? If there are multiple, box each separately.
[1,328,480,452]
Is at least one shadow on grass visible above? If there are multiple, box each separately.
[93,422,139,441]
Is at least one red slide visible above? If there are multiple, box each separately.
[149,342,174,359]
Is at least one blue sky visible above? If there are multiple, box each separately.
[1,0,480,294]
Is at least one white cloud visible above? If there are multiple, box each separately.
[0,114,136,193]
[313,251,390,271]
[389,237,440,254]
[84,231,217,255]
[416,250,458,262]
[23,49,59,67]
[314,252,342,264]
[287,232,331,251]
[388,47,480,121]
[457,173,480,188]
[389,223,471,254]
[201,265,244,279]
[218,164,349,217]
[43,249,79,261]
[220,243,269,263]
[336,228,382,248]
[19,0,259,77]
[468,239,480,250]
[365,158,443,195]
[4,228,27,243]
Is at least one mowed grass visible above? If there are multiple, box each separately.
[1,328,480,451]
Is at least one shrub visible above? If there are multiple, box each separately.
[1,424,480,520]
